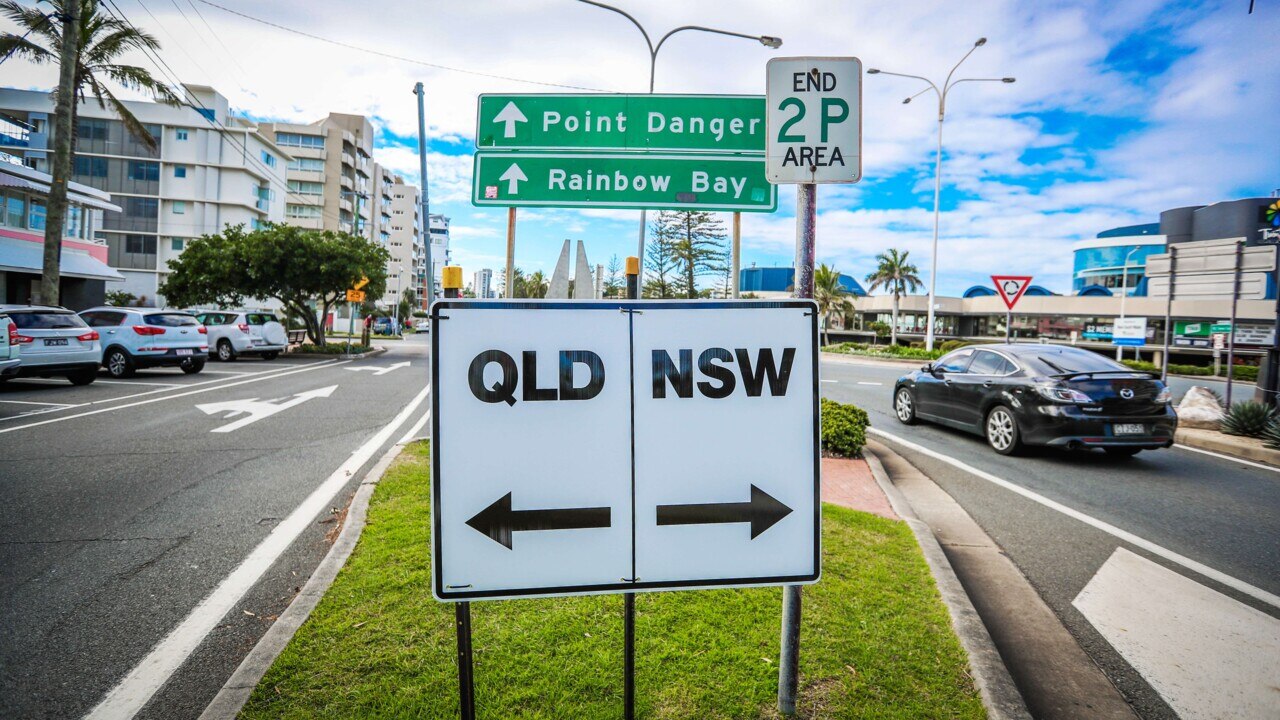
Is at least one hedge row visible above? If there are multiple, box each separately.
[820,398,870,458]
[1121,359,1258,381]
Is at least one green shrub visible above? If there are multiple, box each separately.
[1230,364,1259,382]
[1121,359,1260,381]
[938,340,971,353]
[1263,418,1280,450]
[820,398,870,458]
[1121,359,1161,373]
[293,342,371,355]
[1221,401,1275,438]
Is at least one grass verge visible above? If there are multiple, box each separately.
[241,443,984,719]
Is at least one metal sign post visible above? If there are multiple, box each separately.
[765,55,862,716]
[1226,240,1243,406]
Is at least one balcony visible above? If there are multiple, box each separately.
[341,152,355,167]
[340,174,353,190]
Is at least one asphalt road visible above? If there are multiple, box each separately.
[819,354,1280,719]
[0,336,430,720]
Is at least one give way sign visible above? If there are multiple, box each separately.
[991,275,1033,309]
[430,300,820,601]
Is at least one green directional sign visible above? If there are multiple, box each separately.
[471,152,776,212]
[476,94,765,154]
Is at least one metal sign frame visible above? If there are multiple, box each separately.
[430,300,821,602]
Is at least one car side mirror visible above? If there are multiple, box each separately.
[922,362,935,375]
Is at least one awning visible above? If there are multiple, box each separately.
[0,169,122,213]
[0,236,125,282]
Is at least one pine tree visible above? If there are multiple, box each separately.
[604,255,623,298]
[669,211,728,298]
[644,212,680,299]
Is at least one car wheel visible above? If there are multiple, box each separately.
[181,359,205,374]
[261,351,279,361]
[105,348,135,378]
[67,369,97,386]
[217,339,237,362]
[985,405,1022,456]
[894,387,918,425]
[1104,447,1142,458]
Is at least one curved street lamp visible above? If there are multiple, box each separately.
[577,0,781,289]
[867,38,1015,351]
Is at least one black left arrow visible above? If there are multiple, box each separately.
[656,484,793,539]
[466,492,611,549]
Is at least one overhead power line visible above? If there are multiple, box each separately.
[193,0,616,92]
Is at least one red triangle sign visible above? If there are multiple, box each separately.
[991,275,1033,309]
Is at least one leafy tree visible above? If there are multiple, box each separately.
[604,254,623,298]
[1,0,182,304]
[657,210,727,298]
[104,289,136,306]
[644,212,680,299]
[398,287,417,321]
[160,223,388,346]
[523,270,549,298]
[499,267,525,298]
[864,249,922,346]
[814,264,855,346]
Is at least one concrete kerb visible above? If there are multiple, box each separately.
[199,440,408,720]
[862,445,1032,720]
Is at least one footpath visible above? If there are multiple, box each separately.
[201,441,1035,719]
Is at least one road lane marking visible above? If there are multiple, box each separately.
[1174,443,1280,474]
[90,380,182,387]
[1074,548,1280,718]
[396,407,431,445]
[869,427,1280,610]
[84,383,432,720]
[856,381,883,386]
[87,367,312,405]
[344,361,411,376]
[0,399,81,407]
[197,385,338,433]
[819,379,838,383]
[0,359,348,435]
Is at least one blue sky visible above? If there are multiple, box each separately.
[5,0,1277,295]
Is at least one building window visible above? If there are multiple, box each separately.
[127,160,160,181]
[274,132,325,149]
[171,237,184,251]
[176,128,189,140]
[261,150,276,167]
[287,157,324,172]
[285,204,321,219]
[124,196,158,218]
[73,156,108,177]
[287,180,323,195]
[174,166,187,178]
[172,201,185,214]
[2,191,25,227]
[76,118,108,140]
[27,198,46,230]
[126,234,156,254]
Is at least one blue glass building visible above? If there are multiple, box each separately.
[739,266,867,296]
[1071,223,1166,297]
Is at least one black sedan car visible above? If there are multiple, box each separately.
[893,343,1176,456]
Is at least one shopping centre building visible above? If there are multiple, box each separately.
[749,196,1280,365]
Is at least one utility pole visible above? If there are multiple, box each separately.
[42,0,82,306]
[415,82,435,309]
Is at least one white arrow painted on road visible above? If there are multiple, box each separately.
[344,361,410,376]
[493,101,527,138]
[499,163,527,194]
[196,385,337,433]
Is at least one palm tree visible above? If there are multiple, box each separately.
[814,264,854,347]
[864,249,922,346]
[522,271,549,299]
[1,0,182,304]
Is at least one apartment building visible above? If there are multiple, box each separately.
[473,268,494,299]
[427,212,451,300]
[259,113,374,240]
[0,85,288,303]
[378,168,424,308]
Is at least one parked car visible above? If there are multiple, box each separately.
[194,310,287,361]
[1,305,100,385]
[79,307,208,377]
[373,316,396,335]
[0,311,20,380]
[892,343,1175,457]
[413,319,430,333]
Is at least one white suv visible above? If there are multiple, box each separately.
[195,310,288,361]
[79,307,208,377]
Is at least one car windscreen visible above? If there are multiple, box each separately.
[246,313,278,325]
[10,311,88,329]
[145,313,200,327]
[1027,349,1127,375]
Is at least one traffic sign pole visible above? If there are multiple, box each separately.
[1226,240,1242,406]
[731,212,742,299]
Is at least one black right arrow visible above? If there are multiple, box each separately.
[656,484,793,539]
[466,492,611,549]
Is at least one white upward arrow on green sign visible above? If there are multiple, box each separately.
[499,163,527,194]
[494,101,528,138]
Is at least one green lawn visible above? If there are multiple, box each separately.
[241,443,983,719]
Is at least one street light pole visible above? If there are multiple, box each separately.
[577,0,781,293]
[867,40,1015,351]
[1117,246,1139,361]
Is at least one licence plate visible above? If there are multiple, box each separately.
[1113,423,1145,435]
[176,349,193,356]
[44,338,68,347]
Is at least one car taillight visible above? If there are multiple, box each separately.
[6,321,15,344]
[77,331,99,342]
[237,323,250,333]
[13,333,34,344]
[1033,384,1093,403]
[198,326,208,334]
[132,325,165,336]
[1156,387,1172,404]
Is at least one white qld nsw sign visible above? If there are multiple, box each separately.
[431,301,820,601]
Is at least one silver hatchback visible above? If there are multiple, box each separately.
[1,305,101,385]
